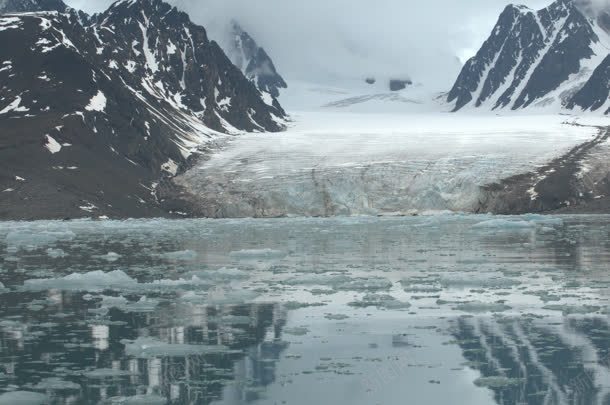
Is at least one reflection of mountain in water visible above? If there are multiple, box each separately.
[0,291,288,404]
[451,316,610,404]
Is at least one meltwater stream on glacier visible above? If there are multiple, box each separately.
[177,113,601,217]
[0,214,609,404]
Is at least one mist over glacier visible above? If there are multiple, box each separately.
[65,0,552,89]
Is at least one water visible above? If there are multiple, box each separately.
[0,214,609,404]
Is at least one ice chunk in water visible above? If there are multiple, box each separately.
[33,377,80,390]
[83,368,135,379]
[180,288,258,305]
[229,248,286,260]
[187,267,249,281]
[521,214,563,227]
[282,275,392,291]
[105,394,166,405]
[157,250,198,261]
[282,274,352,286]
[121,337,230,358]
[439,274,520,288]
[5,229,75,251]
[22,271,212,293]
[349,293,411,309]
[97,252,121,262]
[453,301,512,313]
[472,219,534,231]
[46,248,67,258]
[98,295,159,313]
[23,270,136,292]
[332,277,393,291]
[543,304,602,315]
[0,391,47,405]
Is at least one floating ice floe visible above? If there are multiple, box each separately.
[46,248,67,258]
[94,295,160,314]
[472,216,564,233]
[83,368,136,379]
[472,219,535,230]
[0,391,47,405]
[348,293,411,310]
[543,304,602,315]
[229,248,286,260]
[6,229,75,251]
[186,267,249,281]
[33,377,80,390]
[23,270,136,292]
[179,288,258,305]
[438,274,521,289]
[281,274,393,292]
[156,249,197,261]
[21,270,211,293]
[105,394,166,405]
[96,252,121,262]
[333,277,393,291]
[121,337,231,358]
[453,301,512,313]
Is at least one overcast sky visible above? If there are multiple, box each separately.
[65,0,553,89]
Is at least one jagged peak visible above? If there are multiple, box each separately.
[104,0,184,23]
[0,0,68,13]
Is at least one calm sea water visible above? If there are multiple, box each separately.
[0,215,608,404]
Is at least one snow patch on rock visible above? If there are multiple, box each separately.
[44,134,62,154]
[85,90,107,112]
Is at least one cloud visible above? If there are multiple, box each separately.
[65,0,553,89]
[575,0,610,15]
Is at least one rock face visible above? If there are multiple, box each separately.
[0,0,67,13]
[448,0,609,113]
[567,54,610,113]
[225,21,287,101]
[389,79,412,91]
[0,0,286,220]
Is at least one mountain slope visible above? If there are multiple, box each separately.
[224,22,287,103]
[0,0,67,13]
[448,0,609,113]
[0,0,286,220]
[567,54,610,113]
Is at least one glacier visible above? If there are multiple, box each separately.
[178,111,608,217]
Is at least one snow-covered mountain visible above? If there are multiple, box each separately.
[0,0,67,13]
[0,0,286,219]
[223,21,287,107]
[448,0,610,114]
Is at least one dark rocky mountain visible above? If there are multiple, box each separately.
[0,0,286,220]
[226,21,287,101]
[448,0,609,113]
[567,54,610,113]
[0,0,67,13]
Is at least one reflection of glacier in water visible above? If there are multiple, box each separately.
[0,296,289,404]
[0,214,609,404]
[452,316,610,405]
